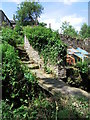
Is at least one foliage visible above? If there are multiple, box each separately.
[2,26,24,46]
[2,27,17,46]
[2,100,13,120]
[24,26,67,67]
[60,21,78,37]
[15,0,43,26]
[79,23,90,39]
[60,21,90,39]
[2,43,22,101]
[2,22,89,119]
[2,94,56,120]
[2,42,38,106]
[76,61,89,74]
[68,96,90,119]
[66,67,82,87]
[66,62,89,91]
[3,94,89,120]
[39,22,47,27]
[44,66,52,74]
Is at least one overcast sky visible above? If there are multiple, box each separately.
[0,0,89,32]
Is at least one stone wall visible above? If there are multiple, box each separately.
[60,34,90,52]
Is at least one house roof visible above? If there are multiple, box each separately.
[67,47,88,60]
[10,20,16,24]
[76,47,88,55]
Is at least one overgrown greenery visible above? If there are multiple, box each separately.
[2,26,24,46]
[24,26,67,67]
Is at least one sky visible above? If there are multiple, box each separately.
[0,0,89,33]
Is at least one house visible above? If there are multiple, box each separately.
[0,10,15,27]
[67,46,90,64]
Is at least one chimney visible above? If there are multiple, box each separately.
[49,23,51,29]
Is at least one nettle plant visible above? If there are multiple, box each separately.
[24,26,67,66]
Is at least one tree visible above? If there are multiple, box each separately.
[79,23,90,39]
[79,23,88,39]
[39,22,47,27]
[60,21,78,37]
[15,0,43,26]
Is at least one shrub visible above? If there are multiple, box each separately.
[2,26,24,46]
[2,27,17,46]
[2,43,23,101]
[66,62,89,91]
[76,61,89,74]
[2,100,13,120]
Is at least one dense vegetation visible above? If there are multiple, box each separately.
[2,25,24,46]
[24,26,67,68]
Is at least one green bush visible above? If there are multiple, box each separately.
[2,43,22,101]
[2,100,13,120]
[76,61,89,74]
[2,95,56,120]
[66,62,89,91]
[2,26,24,46]
[2,27,16,46]
[24,26,67,66]
[2,43,38,106]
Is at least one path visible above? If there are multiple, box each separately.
[17,36,90,99]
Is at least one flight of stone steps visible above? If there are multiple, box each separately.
[16,40,90,100]
[16,45,40,70]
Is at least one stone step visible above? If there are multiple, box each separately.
[22,60,34,64]
[30,69,54,79]
[21,51,27,55]
[26,64,39,69]
[16,47,26,52]
[30,69,90,98]
[20,54,29,58]
[21,57,29,61]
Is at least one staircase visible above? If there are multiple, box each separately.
[16,36,90,99]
